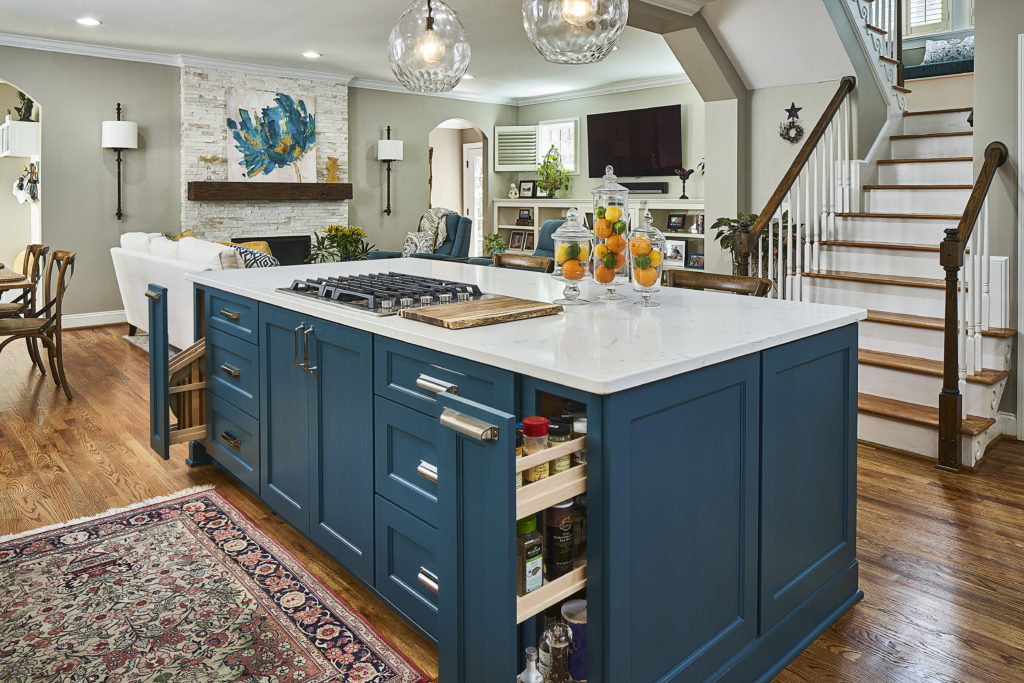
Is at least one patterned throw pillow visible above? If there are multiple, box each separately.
[229,243,281,268]
[922,36,974,64]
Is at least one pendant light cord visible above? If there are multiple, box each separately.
[425,0,434,31]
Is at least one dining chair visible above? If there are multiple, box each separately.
[0,250,75,399]
[663,269,773,297]
[492,253,555,273]
[0,244,49,373]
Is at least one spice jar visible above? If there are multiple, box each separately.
[548,423,572,474]
[542,623,573,683]
[572,418,587,466]
[517,515,544,597]
[591,165,631,300]
[544,500,574,581]
[523,417,550,484]
[516,430,524,489]
[572,494,586,566]
[551,208,594,306]
[628,209,667,307]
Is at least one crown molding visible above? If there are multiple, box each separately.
[514,74,691,106]
[0,32,179,65]
[636,0,715,15]
[349,77,518,105]
[177,55,353,84]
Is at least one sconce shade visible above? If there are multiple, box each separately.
[101,120,138,150]
[377,139,405,162]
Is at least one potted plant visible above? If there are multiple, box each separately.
[483,232,507,257]
[712,211,795,277]
[537,145,570,198]
[308,224,376,263]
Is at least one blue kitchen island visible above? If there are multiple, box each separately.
[148,259,865,682]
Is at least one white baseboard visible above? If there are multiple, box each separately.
[63,310,127,329]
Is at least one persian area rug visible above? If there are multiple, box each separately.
[0,487,428,682]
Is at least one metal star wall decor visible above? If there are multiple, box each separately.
[785,102,802,120]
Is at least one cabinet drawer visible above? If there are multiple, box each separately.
[374,496,439,642]
[206,288,259,344]
[374,397,438,527]
[207,396,260,491]
[374,337,515,416]
[206,326,259,417]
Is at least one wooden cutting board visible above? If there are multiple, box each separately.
[397,296,563,329]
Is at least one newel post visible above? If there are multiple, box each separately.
[937,226,964,472]
[735,227,752,277]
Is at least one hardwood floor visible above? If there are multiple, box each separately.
[2,326,1023,682]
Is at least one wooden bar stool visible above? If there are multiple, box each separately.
[664,269,773,297]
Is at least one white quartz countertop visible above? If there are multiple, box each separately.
[187,260,865,395]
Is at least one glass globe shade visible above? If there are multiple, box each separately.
[522,0,628,65]
[387,0,471,93]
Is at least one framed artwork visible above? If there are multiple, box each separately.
[664,240,687,263]
[687,253,705,270]
[667,213,687,232]
[535,184,552,199]
[519,208,533,221]
[518,180,535,198]
[509,230,525,250]
[226,89,317,182]
[523,231,536,252]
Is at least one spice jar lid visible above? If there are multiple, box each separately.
[522,416,549,437]
[551,499,574,509]
[564,400,586,414]
[548,413,574,425]
[549,422,571,437]
[573,418,588,434]
[516,514,537,534]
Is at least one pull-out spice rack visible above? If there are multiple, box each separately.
[515,435,587,624]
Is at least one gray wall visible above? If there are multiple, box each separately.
[0,45,180,315]
[347,87,518,251]
[0,82,33,269]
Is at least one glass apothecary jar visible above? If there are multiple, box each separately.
[591,165,630,300]
[628,210,666,307]
[551,208,593,306]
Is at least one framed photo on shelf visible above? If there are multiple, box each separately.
[523,231,536,252]
[686,253,705,270]
[534,184,552,199]
[518,180,535,198]
[664,239,687,263]
[518,208,533,221]
[509,230,525,251]
[667,213,687,232]
[695,214,705,234]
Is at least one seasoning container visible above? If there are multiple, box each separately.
[519,646,543,683]
[542,622,573,683]
[572,494,586,566]
[544,500,575,581]
[516,430,524,489]
[564,400,586,420]
[517,515,544,596]
[572,418,587,466]
[548,422,573,474]
[523,417,550,483]
[560,599,588,682]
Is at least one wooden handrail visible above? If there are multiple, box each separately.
[736,76,856,276]
[937,141,1009,472]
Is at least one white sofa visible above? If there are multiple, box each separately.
[111,233,242,350]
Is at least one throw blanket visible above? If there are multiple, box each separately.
[402,207,455,257]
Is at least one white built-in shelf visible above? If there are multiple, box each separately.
[0,120,40,158]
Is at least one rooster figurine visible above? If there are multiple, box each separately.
[674,168,694,200]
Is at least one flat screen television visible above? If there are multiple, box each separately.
[587,104,682,178]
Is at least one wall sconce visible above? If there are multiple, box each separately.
[101,103,138,220]
[377,126,404,216]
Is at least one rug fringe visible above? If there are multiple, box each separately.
[0,485,216,543]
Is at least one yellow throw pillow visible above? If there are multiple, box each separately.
[216,240,272,255]
[169,229,195,242]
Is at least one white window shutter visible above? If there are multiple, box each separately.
[494,126,538,172]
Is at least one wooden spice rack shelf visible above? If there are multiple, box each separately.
[517,564,587,624]
[515,436,587,520]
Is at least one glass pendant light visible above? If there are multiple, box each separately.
[387,0,471,93]
[522,0,628,64]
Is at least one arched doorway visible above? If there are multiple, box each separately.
[428,119,488,257]
[0,79,41,271]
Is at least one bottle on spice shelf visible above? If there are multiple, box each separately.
[572,494,586,567]
[560,599,588,682]
[538,604,561,679]
[572,418,587,466]
[517,515,544,597]
[519,646,544,683]
[542,622,574,683]
[548,422,573,474]
[544,500,575,581]
[516,430,524,489]
[522,417,550,484]
[564,400,586,420]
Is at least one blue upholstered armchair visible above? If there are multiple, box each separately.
[369,214,473,260]
[468,219,564,266]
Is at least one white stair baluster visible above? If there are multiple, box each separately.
[795,175,803,301]
[959,260,968,419]
[982,199,991,331]
[965,226,976,376]
[844,99,851,213]
[767,209,775,297]
[973,213,984,370]
[828,121,837,245]
[811,148,818,272]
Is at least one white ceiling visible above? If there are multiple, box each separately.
[0,0,687,101]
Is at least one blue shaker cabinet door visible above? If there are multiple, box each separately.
[307,319,375,584]
[259,305,312,533]
[147,284,171,460]
[603,355,761,683]
[759,324,858,634]
[435,393,516,683]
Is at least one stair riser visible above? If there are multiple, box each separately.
[879,161,973,184]
[858,414,998,467]
[859,364,1005,416]
[859,321,1013,371]
[903,112,974,134]
[807,278,944,317]
[866,188,970,214]
[821,246,942,279]
[891,136,973,159]
[836,216,955,243]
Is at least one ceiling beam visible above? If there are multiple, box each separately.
[636,0,718,16]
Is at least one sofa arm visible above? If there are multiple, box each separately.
[369,250,403,260]
[466,257,493,266]
[411,253,469,262]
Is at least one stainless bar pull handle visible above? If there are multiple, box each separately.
[416,567,439,596]
[144,290,162,301]
[220,432,241,448]
[293,324,305,368]
[220,363,240,378]
[416,460,438,484]
[303,326,316,374]
[416,374,459,396]
[440,408,499,442]
[219,308,241,321]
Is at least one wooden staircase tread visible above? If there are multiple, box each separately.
[863,184,973,190]
[858,393,995,436]
[866,24,887,35]
[877,157,973,164]
[864,310,1016,338]
[903,107,974,116]
[819,240,938,252]
[879,55,900,65]
[835,211,962,219]
[892,85,912,94]
[803,270,944,289]
[858,349,1009,385]
[890,131,973,140]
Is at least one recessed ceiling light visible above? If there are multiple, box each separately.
[76,17,101,26]
[461,74,474,80]
[302,51,322,59]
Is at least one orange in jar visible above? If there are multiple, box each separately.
[634,267,659,287]
[605,234,626,254]
[594,264,616,284]
[562,259,585,281]
[629,236,652,256]
[594,219,613,239]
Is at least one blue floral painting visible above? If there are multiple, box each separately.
[226,89,317,183]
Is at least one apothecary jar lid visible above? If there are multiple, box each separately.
[591,165,629,196]
[551,207,591,241]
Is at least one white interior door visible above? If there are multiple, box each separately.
[463,142,484,257]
